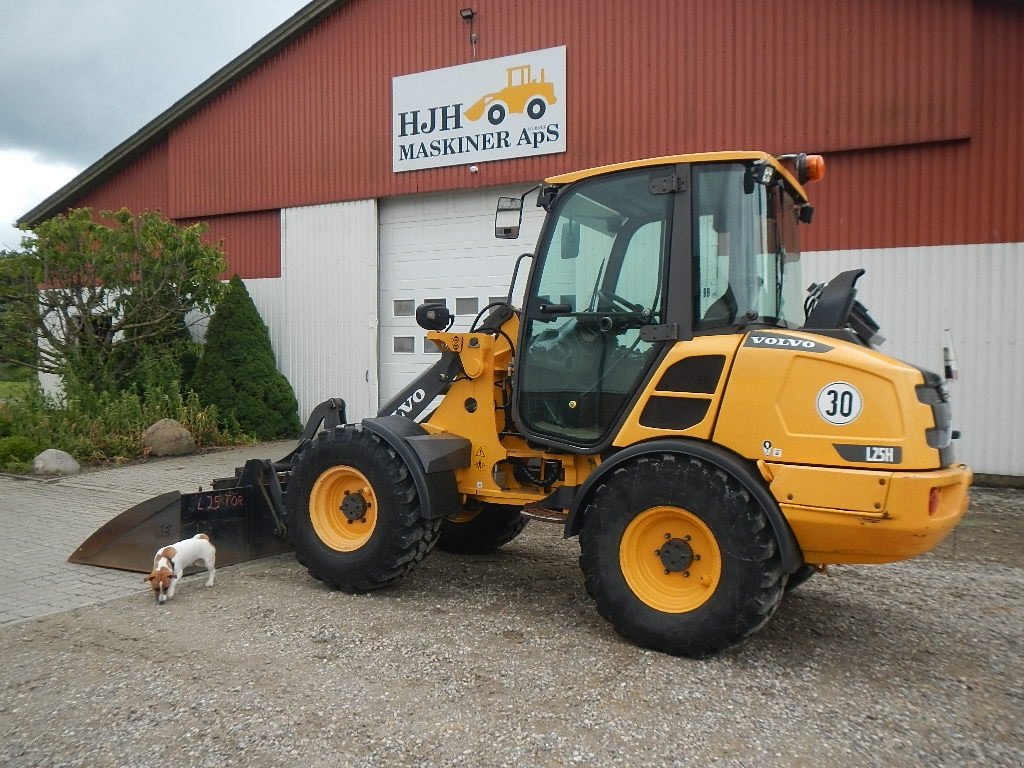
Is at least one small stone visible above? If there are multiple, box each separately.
[142,418,196,457]
[32,448,80,476]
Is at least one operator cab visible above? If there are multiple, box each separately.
[503,152,817,452]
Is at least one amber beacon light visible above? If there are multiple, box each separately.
[797,153,826,183]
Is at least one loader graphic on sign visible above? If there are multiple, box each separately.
[464,64,557,125]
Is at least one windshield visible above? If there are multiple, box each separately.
[693,164,804,330]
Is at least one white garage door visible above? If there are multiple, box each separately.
[378,185,546,407]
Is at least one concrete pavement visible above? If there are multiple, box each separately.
[0,441,294,625]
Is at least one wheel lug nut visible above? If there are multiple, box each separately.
[664,569,670,575]
[693,554,701,561]
[683,571,690,577]
[664,533,671,540]
[654,549,661,556]
[683,535,691,542]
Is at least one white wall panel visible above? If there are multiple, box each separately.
[805,242,1023,476]
[378,186,546,406]
[247,200,378,424]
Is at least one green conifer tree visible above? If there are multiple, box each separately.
[192,276,301,440]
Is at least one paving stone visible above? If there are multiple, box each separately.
[0,441,294,625]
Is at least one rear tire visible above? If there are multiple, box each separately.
[436,503,527,554]
[526,97,547,120]
[285,426,441,592]
[579,453,785,657]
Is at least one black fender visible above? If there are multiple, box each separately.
[564,438,803,574]
[361,416,471,520]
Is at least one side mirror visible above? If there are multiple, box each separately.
[495,196,524,239]
[415,302,452,331]
[559,220,580,260]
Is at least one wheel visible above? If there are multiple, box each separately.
[785,564,817,592]
[487,102,507,125]
[436,502,527,554]
[284,425,442,592]
[579,453,785,657]
[526,97,547,120]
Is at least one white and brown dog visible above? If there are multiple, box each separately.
[145,533,216,604]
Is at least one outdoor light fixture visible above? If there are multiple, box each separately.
[459,8,478,58]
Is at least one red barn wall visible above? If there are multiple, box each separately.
[62,0,1023,276]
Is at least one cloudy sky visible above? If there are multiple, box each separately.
[0,0,311,250]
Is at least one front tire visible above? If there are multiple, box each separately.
[579,453,785,657]
[487,102,507,125]
[436,503,527,554]
[285,426,441,592]
[785,564,817,592]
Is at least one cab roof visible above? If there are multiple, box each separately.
[543,151,810,202]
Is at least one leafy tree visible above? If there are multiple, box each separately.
[192,275,301,440]
[0,208,225,392]
[0,248,37,380]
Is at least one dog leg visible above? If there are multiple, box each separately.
[205,553,216,587]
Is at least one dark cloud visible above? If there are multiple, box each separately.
[0,0,311,165]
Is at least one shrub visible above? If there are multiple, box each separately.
[0,435,39,472]
[192,276,302,441]
[3,381,248,465]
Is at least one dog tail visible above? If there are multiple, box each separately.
[194,533,211,542]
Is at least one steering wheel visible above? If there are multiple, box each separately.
[596,289,642,313]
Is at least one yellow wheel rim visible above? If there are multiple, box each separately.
[619,506,722,613]
[309,466,378,552]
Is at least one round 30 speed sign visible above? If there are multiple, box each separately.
[816,382,863,425]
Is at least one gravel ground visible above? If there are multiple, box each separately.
[1,487,1021,768]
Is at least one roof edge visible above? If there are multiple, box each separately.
[18,0,343,228]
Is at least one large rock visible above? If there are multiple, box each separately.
[142,418,196,457]
[33,449,80,476]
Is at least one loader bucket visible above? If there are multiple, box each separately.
[68,459,294,573]
[69,398,347,573]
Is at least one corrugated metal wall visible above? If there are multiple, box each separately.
[74,143,169,217]
[805,243,1024,477]
[246,200,379,422]
[63,0,1022,280]
[167,0,978,218]
[185,211,281,279]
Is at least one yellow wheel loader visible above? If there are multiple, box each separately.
[463,64,557,125]
[74,151,971,657]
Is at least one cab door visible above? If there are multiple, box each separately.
[514,167,674,450]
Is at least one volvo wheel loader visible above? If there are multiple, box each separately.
[73,150,972,657]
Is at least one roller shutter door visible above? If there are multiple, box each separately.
[378,186,545,407]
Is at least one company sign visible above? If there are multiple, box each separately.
[392,46,566,172]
